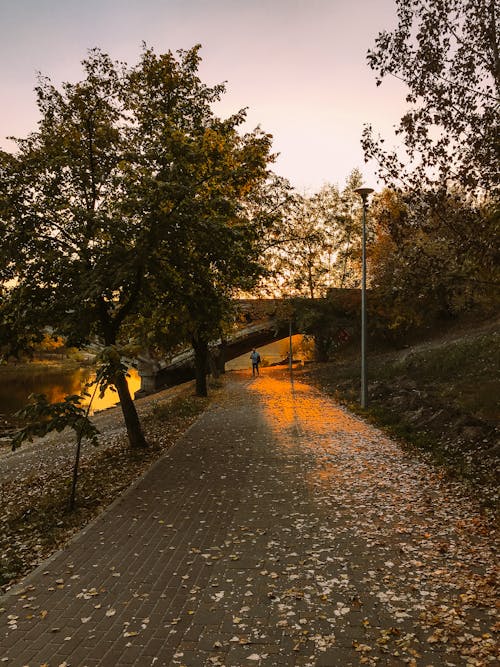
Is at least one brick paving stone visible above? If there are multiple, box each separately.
[315,647,357,666]
[1,371,497,666]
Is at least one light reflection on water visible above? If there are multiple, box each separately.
[0,366,141,417]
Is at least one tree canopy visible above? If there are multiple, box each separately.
[0,45,277,443]
[359,0,499,336]
[362,0,500,198]
[263,170,365,298]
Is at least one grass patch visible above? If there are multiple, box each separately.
[0,360,81,375]
[382,333,499,420]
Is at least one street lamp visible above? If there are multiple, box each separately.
[354,186,374,409]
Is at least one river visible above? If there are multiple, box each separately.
[0,364,141,426]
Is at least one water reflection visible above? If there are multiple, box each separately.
[81,368,141,413]
[0,365,141,417]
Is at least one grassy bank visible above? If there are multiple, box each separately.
[0,359,82,374]
[301,319,499,512]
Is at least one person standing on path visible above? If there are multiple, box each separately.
[250,348,261,376]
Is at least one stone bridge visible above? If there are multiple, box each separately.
[135,292,360,396]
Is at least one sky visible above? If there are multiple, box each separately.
[0,0,407,193]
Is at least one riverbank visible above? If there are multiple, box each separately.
[0,379,219,592]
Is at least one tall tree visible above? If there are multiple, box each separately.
[368,188,499,334]
[135,157,278,398]
[0,45,275,442]
[264,169,364,298]
[362,0,500,197]
[362,0,500,323]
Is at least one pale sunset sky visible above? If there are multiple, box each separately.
[0,0,407,192]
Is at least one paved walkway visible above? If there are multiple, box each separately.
[0,371,497,666]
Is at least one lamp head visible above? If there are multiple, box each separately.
[354,186,375,202]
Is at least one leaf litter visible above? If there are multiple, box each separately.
[0,388,211,594]
[0,372,497,665]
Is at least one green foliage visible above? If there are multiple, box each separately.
[361,1,500,339]
[367,189,500,336]
[264,169,365,297]
[93,345,131,396]
[1,44,277,432]
[10,393,99,451]
[291,292,360,361]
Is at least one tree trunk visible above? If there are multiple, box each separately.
[114,371,148,449]
[307,259,315,299]
[208,349,220,379]
[98,305,147,450]
[340,236,352,288]
[192,337,208,397]
[218,341,226,375]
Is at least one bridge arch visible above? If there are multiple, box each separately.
[135,293,359,396]
[136,319,289,395]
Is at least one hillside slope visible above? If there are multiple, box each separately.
[301,316,499,511]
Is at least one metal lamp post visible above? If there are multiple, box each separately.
[354,186,374,408]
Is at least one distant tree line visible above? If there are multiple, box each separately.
[266,0,499,347]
